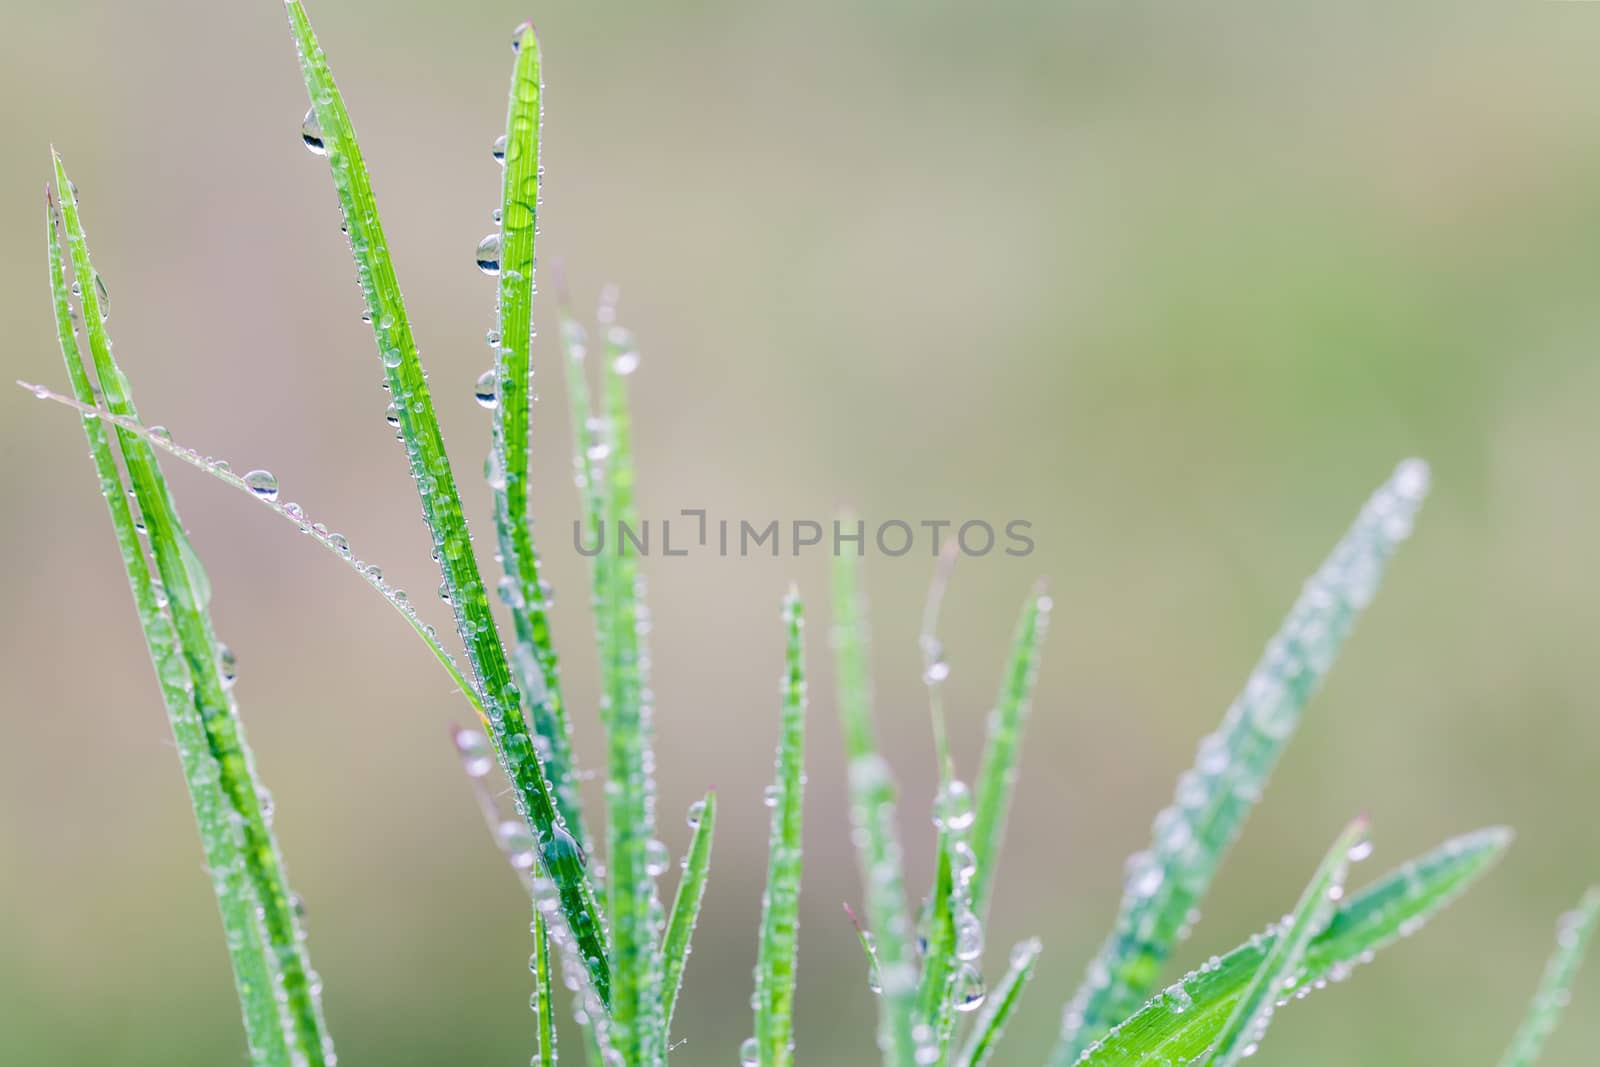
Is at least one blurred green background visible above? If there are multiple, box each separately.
[5,2,1600,1064]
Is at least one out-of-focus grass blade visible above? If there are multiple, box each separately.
[955,938,1041,1067]
[1076,826,1511,1067]
[1496,886,1600,1067]
[832,548,918,1067]
[663,791,717,1035]
[43,193,289,1067]
[1203,817,1369,1067]
[280,1,611,1005]
[969,583,1051,923]
[553,281,605,552]
[531,908,557,1067]
[485,23,591,858]
[593,307,665,1063]
[1053,460,1431,1063]
[22,382,482,718]
[753,591,807,1067]
[51,154,333,1066]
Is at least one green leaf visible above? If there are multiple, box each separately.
[954,938,1041,1067]
[280,0,611,1006]
[1053,459,1432,1063]
[43,191,289,1067]
[1497,886,1600,1067]
[532,908,557,1067]
[831,547,918,1067]
[969,584,1051,923]
[663,791,717,1035]
[754,591,808,1067]
[51,155,333,1066]
[1076,826,1511,1067]
[1204,817,1369,1067]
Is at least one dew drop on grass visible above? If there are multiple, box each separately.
[739,1037,759,1066]
[645,839,670,877]
[499,819,536,869]
[687,799,706,828]
[218,644,238,689]
[954,909,984,961]
[301,107,326,155]
[454,728,493,778]
[476,233,502,275]
[385,402,401,427]
[612,349,639,376]
[243,469,280,502]
[952,962,986,1012]
[763,784,780,808]
[492,134,507,165]
[934,779,975,832]
[93,274,109,317]
[474,369,499,409]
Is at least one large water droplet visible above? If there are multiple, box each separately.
[301,107,326,155]
[474,369,499,409]
[476,233,502,275]
[645,839,670,877]
[739,1036,759,1066]
[243,469,280,502]
[492,135,507,166]
[935,779,975,832]
[218,644,239,689]
[952,963,986,1012]
[687,799,707,828]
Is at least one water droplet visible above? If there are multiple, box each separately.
[474,369,499,409]
[301,107,326,155]
[476,233,502,275]
[1165,982,1193,1014]
[763,784,781,808]
[455,728,494,777]
[385,402,401,427]
[952,963,986,1012]
[935,779,975,832]
[954,909,984,961]
[645,839,670,877]
[612,350,639,376]
[739,1036,759,1066]
[243,469,280,502]
[499,819,536,869]
[218,644,238,689]
[492,135,507,165]
[329,533,351,556]
[687,799,706,828]
[94,274,109,315]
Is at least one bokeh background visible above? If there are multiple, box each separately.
[4,2,1600,1064]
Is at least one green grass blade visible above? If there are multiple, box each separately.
[43,194,289,1067]
[21,382,482,718]
[663,790,717,1035]
[1496,886,1600,1067]
[1053,459,1431,1063]
[52,153,334,1067]
[1076,826,1511,1067]
[485,23,592,859]
[553,285,605,554]
[533,908,558,1067]
[1204,816,1369,1067]
[832,548,919,1067]
[753,591,808,1067]
[969,583,1051,923]
[280,0,611,1004]
[593,310,665,1063]
[955,938,1042,1067]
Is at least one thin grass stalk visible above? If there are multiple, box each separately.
[955,938,1041,1067]
[1496,886,1600,1067]
[662,791,717,1035]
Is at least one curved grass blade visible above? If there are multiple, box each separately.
[1076,826,1511,1067]
[281,1,610,1004]
[753,591,807,1067]
[593,308,665,1063]
[955,938,1042,1067]
[663,790,717,1035]
[20,382,482,717]
[1203,816,1369,1067]
[43,194,289,1067]
[532,908,557,1067]
[832,548,918,1067]
[52,153,333,1066]
[1496,886,1600,1067]
[1053,459,1431,1063]
[486,23,592,858]
[969,583,1051,923]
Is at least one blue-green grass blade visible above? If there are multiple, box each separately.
[969,584,1051,923]
[663,790,717,1036]
[1076,826,1511,1067]
[754,591,807,1067]
[486,23,591,858]
[51,153,333,1066]
[1496,886,1600,1067]
[43,193,289,1067]
[280,1,610,1004]
[1053,459,1431,1063]
[832,548,918,1067]
[1204,816,1369,1067]
[955,938,1042,1067]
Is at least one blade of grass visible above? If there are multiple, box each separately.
[1075,826,1511,1067]
[487,23,592,858]
[281,0,610,1004]
[553,278,605,555]
[1052,459,1431,1063]
[21,382,482,718]
[1496,886,1600,1067]
[832,547,919,1067]
[753,591,808,1067]
[52,153,334,1067]
[593,308,665,1063]
[43,193,290,1067]
[532,908,558,1067]
[955,938,1042,1067]
[663,790,717,1035]
[1202,816,1369,1067]
[969,583,1051,924]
